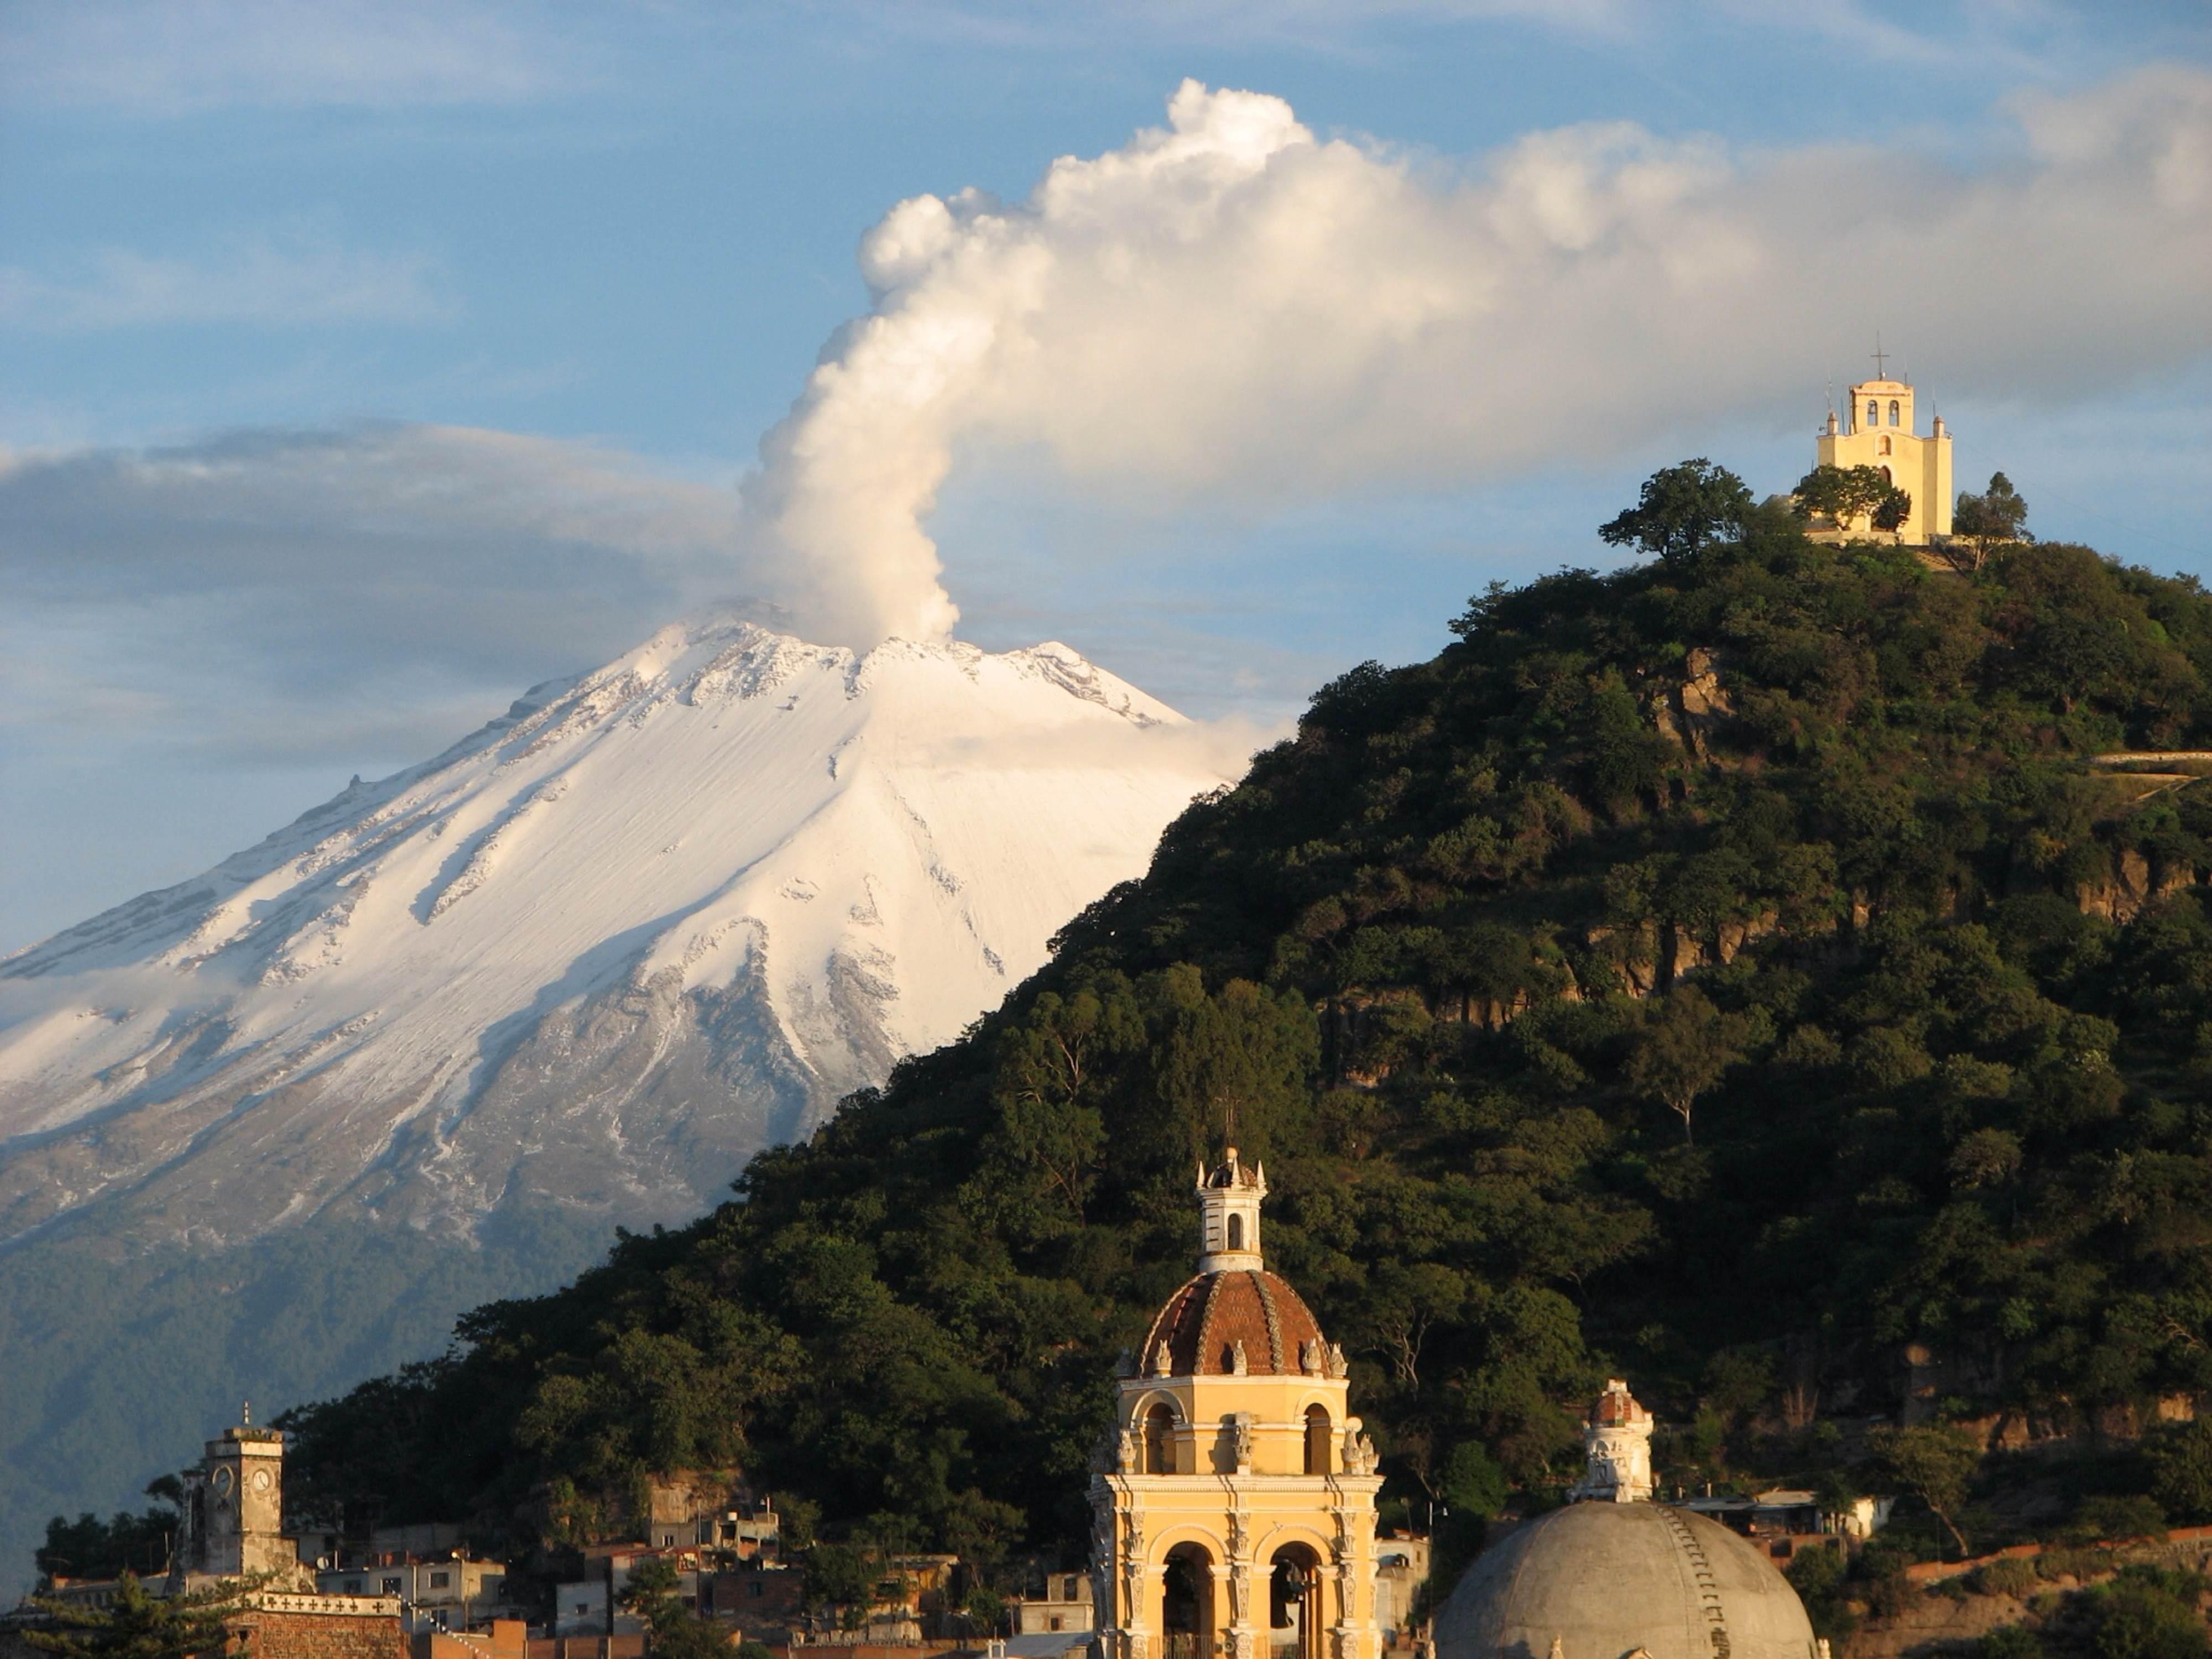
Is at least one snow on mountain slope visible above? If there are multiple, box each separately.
[0,618,1236,1249]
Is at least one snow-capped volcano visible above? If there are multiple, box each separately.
[0,618,1236,1250]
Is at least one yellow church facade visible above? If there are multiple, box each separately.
[1814,375,1954,544]
[1091,1152,1384,1659]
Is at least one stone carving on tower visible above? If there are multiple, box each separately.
[1565,1378,1654,1504]
[1091,1148,1384,1659]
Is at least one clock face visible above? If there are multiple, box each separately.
[213,1467,234,1495]
[251,1467,274,1493]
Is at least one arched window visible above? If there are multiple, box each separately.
[1866,399,1879,428]
[1888,399,1901,426]
[1304,1405,1332,1475]
[1227,1213,1245,1251]
[1879,465,1893,484]
[1878,435,1891,456]
[1145,1404,1177,1475]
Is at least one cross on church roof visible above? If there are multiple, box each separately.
[1870,336,1890,380]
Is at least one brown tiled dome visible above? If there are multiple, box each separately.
[1139,1269,1328,1377]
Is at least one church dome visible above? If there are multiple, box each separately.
[1140,1268,1328,1376]
[1433,1501,1817,1659]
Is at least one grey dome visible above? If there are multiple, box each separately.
[1434,1503,1818,1659]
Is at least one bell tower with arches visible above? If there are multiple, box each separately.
[1092,1149,1384,1659]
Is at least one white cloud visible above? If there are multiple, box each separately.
[0,235,453,332]
[1,0,568,111]
[734,65,2212,648]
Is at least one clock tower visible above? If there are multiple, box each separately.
[176,1406,307,1588]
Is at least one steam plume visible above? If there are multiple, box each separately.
[745,70,2212,648]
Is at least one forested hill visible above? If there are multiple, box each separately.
[280,493,2212,1583]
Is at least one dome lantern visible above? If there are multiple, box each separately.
[1566,1378,1653,1504]
[1196,1144,1266,1272]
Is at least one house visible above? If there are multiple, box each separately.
[707,1564,803,1637]
[316,1558,512,1632]
[1009,1570,1092,1635]
[1371,1533,1430,1641]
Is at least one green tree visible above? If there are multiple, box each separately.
[25,1573,246,1659]
[2147,1420,2212,1523]
[802,1543,876,1623]
[619,1558,731,1659]
[1953,472,2030,568]
[1624,987,1746,1145]
[1793,463,1909,537]
[1599,459,1753,560]
[1871,1425,1979,1559]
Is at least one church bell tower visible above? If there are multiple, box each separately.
[1091,1150,1384,1659]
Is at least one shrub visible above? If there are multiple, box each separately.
[2073,1494,2168,1543]
[2148,1421,2212,1524]
[2084,1566,2208,1659]
[1787,1545,1856,1640]
[2041,1546,2112,1582]
[1973,1557,2039,1598]
[1980,1626,2043,1659]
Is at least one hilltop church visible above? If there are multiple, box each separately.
[1811,352,1954,544]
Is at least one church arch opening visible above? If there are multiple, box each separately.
[1145,1403,1178,1475]
[1866,399,1879,428]
[1227,1213,1244,1251]
[1890,398,1901,425]
[1269,1543,1324,1659]
[1303,1405,1332,1474]
[1162,1543,1217,1659]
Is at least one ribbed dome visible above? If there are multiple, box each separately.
[1434,1503,1817,1659]
[1140,1269,1327,1376]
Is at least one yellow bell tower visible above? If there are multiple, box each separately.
[1091,1150,1384,1659]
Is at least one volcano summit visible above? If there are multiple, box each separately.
[0,618,1234,1574]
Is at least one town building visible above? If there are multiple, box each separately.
[1368,1535,1428,1645]
[316,1558,512,1633]
[1091,1149,1385,1659]
[706,1562,804,1638]
[1812,356,1954,544]
[1010,1569,1094,1636]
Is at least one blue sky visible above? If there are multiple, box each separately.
[4,1,2210,950]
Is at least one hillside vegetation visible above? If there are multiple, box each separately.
[272,489,2212,1593]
